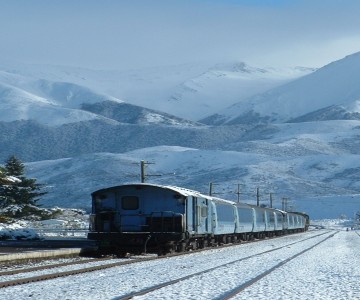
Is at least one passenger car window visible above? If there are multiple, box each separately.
[217,205,234,222]
[122,196,139,210]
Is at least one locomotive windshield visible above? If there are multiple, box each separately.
[121,196,139,210]
[94,193,115,212]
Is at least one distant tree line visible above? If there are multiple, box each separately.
[0,155,49,220]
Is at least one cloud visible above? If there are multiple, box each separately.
[0,0,360,69]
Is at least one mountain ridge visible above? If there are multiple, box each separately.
[0,61,314,122]
[201,52,360,125]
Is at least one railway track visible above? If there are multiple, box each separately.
[0,257,111,277]
[0,255,157,288]
[114,230,335,300]
[0,230,331,292]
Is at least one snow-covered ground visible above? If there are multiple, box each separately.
[0,221,359,300]
[0,208,89,240]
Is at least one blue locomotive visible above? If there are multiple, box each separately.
[88,183,309,255]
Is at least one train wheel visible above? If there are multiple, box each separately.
[163,243,176,254]
[198,239,205,249]
[203,239,209,248]
[190,241,197,250]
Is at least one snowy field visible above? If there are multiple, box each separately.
[0,221,359,300]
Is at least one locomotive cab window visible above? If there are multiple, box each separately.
[121,196,139,210]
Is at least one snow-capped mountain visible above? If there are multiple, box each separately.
[1,55,360,220]
[0,61,313,122]
[201,52,360,125]
[0,60,311,162]
[159,63,315,120]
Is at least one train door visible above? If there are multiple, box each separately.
[116,193,142,232]
[186,196,195,234]
[194,197,209,234]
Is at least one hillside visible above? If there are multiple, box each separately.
[24,120,360,219]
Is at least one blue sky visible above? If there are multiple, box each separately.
[1,0,360,69]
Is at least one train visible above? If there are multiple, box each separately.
[88,183,309,256]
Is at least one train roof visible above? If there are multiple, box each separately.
[92,183,309,217]
[92,183,238,205]
[93,183,203,196]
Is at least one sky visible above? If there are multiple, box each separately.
[1,0,360,70]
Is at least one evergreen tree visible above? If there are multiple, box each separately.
[0,155,47,218]
[5,155,25,177]
[0,165,14,208]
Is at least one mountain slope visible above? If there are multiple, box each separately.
[81,101,200,126]
[201,52,360,125]
[0,72,198,127]
[162,63,315,120]
[25,120,360,219]
[0,119,251,162]
[0,81,105,126]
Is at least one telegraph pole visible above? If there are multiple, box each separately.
[256,187,260,206]
[140,160,146,183]
[270,193,273,208]
[282,197,288,211]
[209,182,215,196]
[139,160,161,183]
[236,184,241,203]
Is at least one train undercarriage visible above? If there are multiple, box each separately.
[88,228,305,257]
